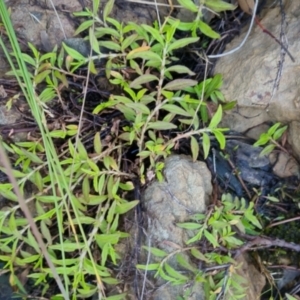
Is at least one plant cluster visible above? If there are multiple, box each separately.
[254,122,288,156]
[0,0,262,299]
[138,194,262,300]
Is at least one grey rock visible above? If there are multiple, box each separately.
[141,155,212,300]
[232,254,266,300]
[215,1,300,132]
[288,121,300,162]
[269,151,299,178]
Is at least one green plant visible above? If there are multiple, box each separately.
[253,122,288,156]
[137,194,262,300]
[0,0,237,299]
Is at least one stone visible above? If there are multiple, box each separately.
[232,254,266,300]
[7,0,76,52]
[288,121,300,162]
[141,155,212,300]
[269,151,299,178]
[215,1,300,132]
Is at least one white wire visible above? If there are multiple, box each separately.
[208,0,258,59]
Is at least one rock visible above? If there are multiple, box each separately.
[269,151,299,178]
[288,121,300,162]
[220,107,270,134]
[232,254,266,300]
[140,155,212,300]
[215,1,300,132]
[143,155,212,252]
[7,0,76,52]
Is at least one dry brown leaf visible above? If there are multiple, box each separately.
[237,0,255,15]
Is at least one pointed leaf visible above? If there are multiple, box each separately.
[142,246,168,257]
[204,230,219,248]
[205,0,237,12]
[63,42,85,61]
[141,24,164,44]
[147,121,177,130]
[168,37,199,52]
[177,222,202,230]
[191,136,199,162]
[164,263,189,280]
[165,65,195,76]
[163,79,197,91]
[130,74,159,89]
[177,0,198,12]
[115,200,139,214]
[198,21,220,39]
[202,132,210,159]
[209,105,222,128]
[161,104,191,116]
[212,129,226,149]
[103,0,114,20]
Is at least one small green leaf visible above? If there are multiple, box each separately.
[115,200,139,214]
[176,253,197,273]
[63,42,85,61]
[177,0,198,12]
[21,53,35,66]
[253,133,270,147]
[142,246,168,257]
[99,41,121,51]
[141,24,164,44]
[40,221,52,245]
[190,136,199,162]
[191,248,211,263]
[122,34,138,50]
[94,132,102,154]
[162,104,191,116]
[168,37,199,52]
[77,139,88,159]
[209,105,222,128]
[198,21,220,39]
[106,17,122,31]
[103,0,115,20]
[165,65,195,76]
[126,102,150,115]
[202,132,210,159]
[273,125,287,140]
[163,79,197,91]
[39,87,56,102]
[267,122,281,136]
[204,230,219,248]
[74,20,94,36]
[264,196,279,202]
[136,263,160,271]
[164,263,189,280]
[205,0,237,12]
[244,208,262,229]
[89,28,100,54]
[213,129,226,149]
[177,222,202,230]
[107,201,116,224]
[147,121,177,130]
[130,74,159,89]
[96,27,120,39]
[34,70,51,84]
[27,230,41,253]
[260,144,275,156]
[285,293,298,300]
